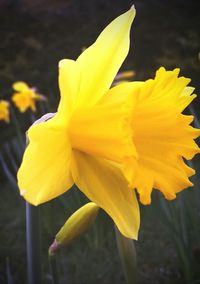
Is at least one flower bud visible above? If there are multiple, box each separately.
[49,202,99,255]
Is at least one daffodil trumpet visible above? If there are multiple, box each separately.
[121,67,200,205]
[17,6,200,241]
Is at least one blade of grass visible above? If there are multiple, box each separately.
[0,155,17,187]
[48,254,59,284]
[4,143,18,172]
[9,105,25,149]
[156,193,192,283]
[115,226,137,284]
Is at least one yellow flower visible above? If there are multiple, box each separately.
[18,7,140,239]
[0,100,10,123]
[114,67,200,205]
[17,5,200,239]
[12,81,46,112]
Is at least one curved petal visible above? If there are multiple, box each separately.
[17,118,73,205]
[58,59,81,122]
[71,150,140,239]
[75,6,136,107]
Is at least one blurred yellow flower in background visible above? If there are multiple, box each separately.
[113,70,135,86]
[12,81,46,112]
[0,100,10,123]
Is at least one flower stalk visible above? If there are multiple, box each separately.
[6,257,14,284]
[26,202,42,284]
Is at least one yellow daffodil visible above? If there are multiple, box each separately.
[0,100,10,123]
[111,67,200,205]
[12,81,46,112]
[17,5,200,239]
[18,7,140,239]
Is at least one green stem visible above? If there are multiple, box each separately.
[115,226,137,284]
[26,202,42,284]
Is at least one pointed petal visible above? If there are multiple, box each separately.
[75,6,136,107]
[58,59,81,121]
[17,118,73,205]
[71,150,140,239]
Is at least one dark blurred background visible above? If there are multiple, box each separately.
[0,0,200,142]
[0,0,200,283]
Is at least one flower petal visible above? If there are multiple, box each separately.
[71,150,140,239]
[75,6,136,107]
[17,118,73,205]
[58,59,81,121]
[12,81,30,92]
